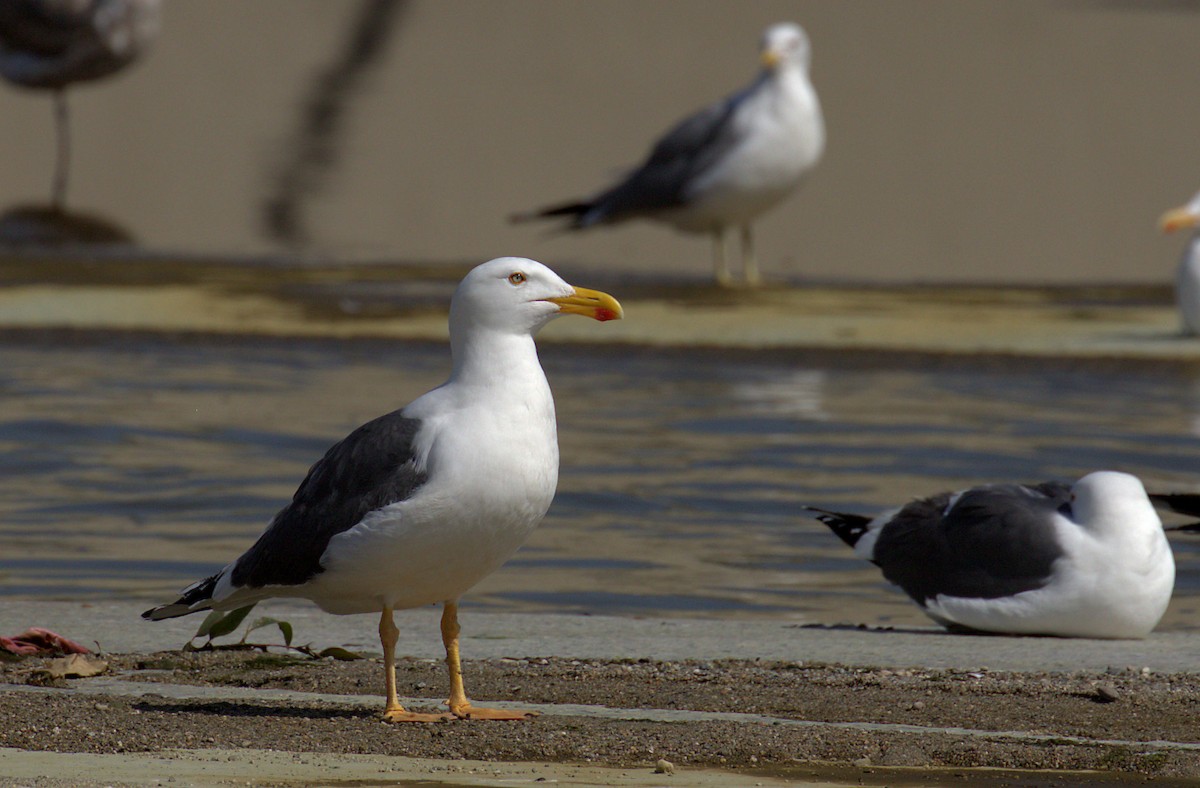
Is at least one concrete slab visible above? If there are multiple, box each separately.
[4,600,1196,674]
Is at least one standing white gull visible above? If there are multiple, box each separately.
[1160,191,1200,336]
[512,22,824,288]
[0,0,161,208]
[144,258,623,722]
[807,471,1175,639]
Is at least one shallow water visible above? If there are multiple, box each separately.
[2,334,1200,631]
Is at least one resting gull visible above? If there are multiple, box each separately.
[1159,190,1200,336]
[807,471,1175,639]
[512,22,824,287]
[0,0,161,207]
[144,258,623,722]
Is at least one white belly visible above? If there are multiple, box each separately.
[309,486,553,614]
[665,77,824,233]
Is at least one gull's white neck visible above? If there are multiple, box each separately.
[449,328,548,394]
[1073,494,1160,545]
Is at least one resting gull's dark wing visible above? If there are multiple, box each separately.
[874,482,1070,605]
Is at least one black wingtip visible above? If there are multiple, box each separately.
[142,573,221,621]
[804,506,872,549]
[140,602,189,618]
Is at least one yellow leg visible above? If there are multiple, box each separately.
[379,605,450,723]
[442,600,537,720]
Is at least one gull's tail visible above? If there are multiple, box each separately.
[141,572,222,621]
[509,199,594,229]
[1150,492,1200,518]
[1149,492,1200,532]
[805,506,872,549]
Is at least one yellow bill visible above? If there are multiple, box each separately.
[545,286,624,322]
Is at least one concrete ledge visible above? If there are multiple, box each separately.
[0,255,1197,360]
[5,600,1197,673]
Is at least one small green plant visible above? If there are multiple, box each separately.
[183,605,363,660]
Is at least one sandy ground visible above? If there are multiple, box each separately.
[4,647,1200,786]
[5,601,1200,784]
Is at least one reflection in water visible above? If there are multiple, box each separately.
[731,369,829,421]
[0,203,133,245]
[1,336,1200,630]
[263,0,409,246]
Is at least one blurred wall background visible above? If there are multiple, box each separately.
[1,0,1198,284]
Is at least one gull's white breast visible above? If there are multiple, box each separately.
[312,380,559,614]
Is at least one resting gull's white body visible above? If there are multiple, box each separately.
[811,471,1175,639]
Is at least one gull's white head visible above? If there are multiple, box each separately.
[449,257,623,338]
[1160,190,1200,234]
[760,22,812,72]
[1069,471,1157,533]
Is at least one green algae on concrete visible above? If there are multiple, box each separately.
[0,254,1196,359]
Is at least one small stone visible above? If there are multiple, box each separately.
[654,759,674,775]
[852,757,872,768]
[1095,684,1120,703]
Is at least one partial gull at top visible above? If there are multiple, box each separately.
[807,471,1175,639]
[512,22,824,288]
[0,0,161,208]
[1160,190,1200,336]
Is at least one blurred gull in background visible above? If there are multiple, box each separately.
[1160,190,1200,336]
[0,0,160,209]
[513,22,824,288]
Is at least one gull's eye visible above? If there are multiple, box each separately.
[508,272,526,285]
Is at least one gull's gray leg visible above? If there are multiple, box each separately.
[713,228,734,287]
[741,225,761,287]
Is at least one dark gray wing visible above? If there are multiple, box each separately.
[229,409,428,589]
[0,1,91,58]
[873,482,1070,606]
[579,88,750,226]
